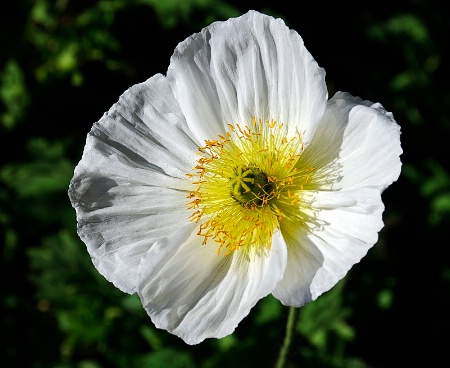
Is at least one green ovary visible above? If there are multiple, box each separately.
[229,166,274,207]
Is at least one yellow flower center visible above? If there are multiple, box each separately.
[186,117,315,256]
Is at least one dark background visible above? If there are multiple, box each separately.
[2,0,449,367]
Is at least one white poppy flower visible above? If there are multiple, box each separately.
[69,10,402,345]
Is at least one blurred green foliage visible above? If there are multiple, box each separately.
[2,0,449,367]
[0,60,30,129]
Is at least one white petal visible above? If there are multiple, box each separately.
[273,92,402,306]
[69,74,198,293]
[273,187,385,306]
[70,181,189,293]
[336,93,402,190]
[300,91,402,191]
[271,230,324,306]
[88,74,198,179]
[167,10,327,144]
[137,225,287,345]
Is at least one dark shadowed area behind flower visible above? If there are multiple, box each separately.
[1,0,449,367]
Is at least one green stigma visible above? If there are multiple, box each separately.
[229,165,274,207]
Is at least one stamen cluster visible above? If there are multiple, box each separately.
[186,118,315,255]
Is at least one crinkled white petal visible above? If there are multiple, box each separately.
[271,229,324,306]
[273,187,385,306]
[69,74,198,294]
[167,10,327,144]
[90,74,199,178]
[137,225,287,345]
[335,92,402,190]
[273,92,402,306]
[303,91,402,190]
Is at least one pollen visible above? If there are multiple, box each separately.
[186,117,315,255]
